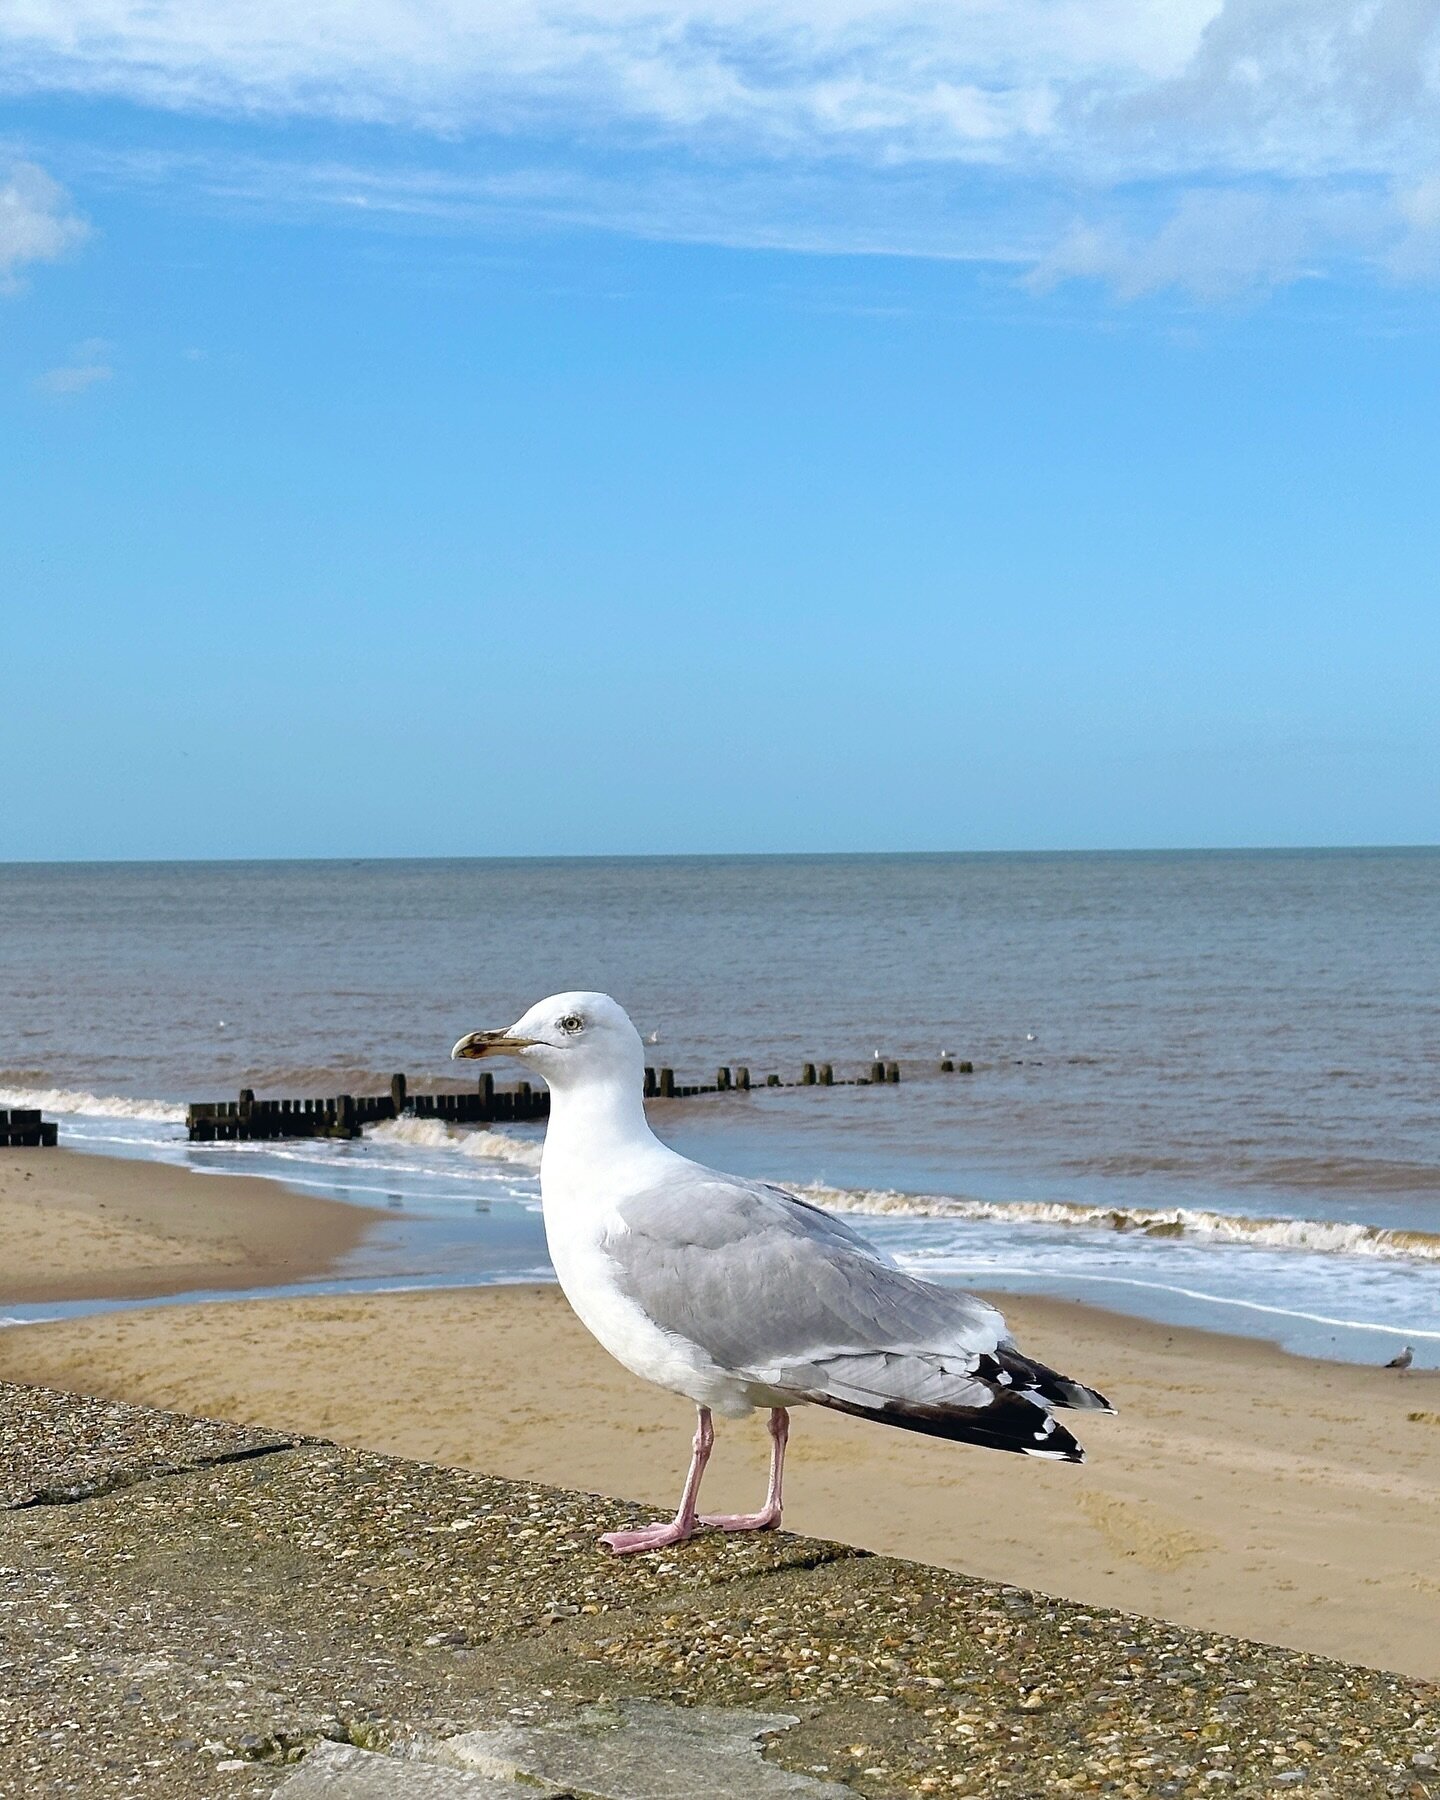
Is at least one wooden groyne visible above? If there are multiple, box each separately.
[643,1055,972,1096]
[0,1107,57,1148]
[186,1072,551,1142]
[187,1057,974,1142]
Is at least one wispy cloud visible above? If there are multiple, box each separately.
[1028,185,1389,302]
[0,0,1187,156]
[0,160,89,291]
[33,337,113,395]
[5,0,1440,298]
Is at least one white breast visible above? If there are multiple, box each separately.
[542,1196,756,1418]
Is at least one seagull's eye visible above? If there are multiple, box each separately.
[558,1014,584,1034]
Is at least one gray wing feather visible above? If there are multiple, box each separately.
[605,1168,1009,1384]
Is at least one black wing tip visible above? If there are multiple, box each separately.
[990,1350,1113,1415]
[811,1391,1090,1463]
[1025,1441,1085,1464]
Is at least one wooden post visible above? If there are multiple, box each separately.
[870,1061,886,1085]
[716,1066,731,1091]
[736,1067,750,1090]
[819,1063,833,1085]
[644,1067,657,1097]
[802,1063,816,1085]
[239,1087,255,1123]
[390,1072,407,1114]
[940,1058,954,1072]
[766,1073,781,1087]
[659,1068,675,1098]
[886,1061,900,1083]
[959,1059,974,1074]
[337,1094,357,1136]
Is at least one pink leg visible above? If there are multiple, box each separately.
[702,1406,788,1533]
[601,1406,714,1554]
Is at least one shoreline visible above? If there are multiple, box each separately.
[0,1147,372,1306]
[2,1278,1435,1681]
[6,1136,1433,1368]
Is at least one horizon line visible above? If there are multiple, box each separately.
[2,843,1437,870]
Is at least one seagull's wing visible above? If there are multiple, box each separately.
[606,1168,1110,1461]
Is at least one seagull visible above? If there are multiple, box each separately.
[453,991,1112,1556]
[645,1028,661,1045]
[1384,1345,1414,1371]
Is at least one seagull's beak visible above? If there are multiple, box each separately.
[451,1029,538,1061]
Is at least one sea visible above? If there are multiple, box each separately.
[2,851,1437,1366]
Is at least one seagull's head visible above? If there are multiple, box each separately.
[451,991,645,1090]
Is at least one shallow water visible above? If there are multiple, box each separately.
[2,851,1437,1364]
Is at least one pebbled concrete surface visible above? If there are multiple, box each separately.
[0,1381,296,1508]
[0,1380,1435,1800]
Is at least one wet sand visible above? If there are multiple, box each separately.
[0,1148,371,1305]
[2,1276,1435,1681]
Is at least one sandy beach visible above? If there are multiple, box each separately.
[0,1148,372,1305]
[1,1169,1435,1681]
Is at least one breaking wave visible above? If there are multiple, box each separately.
[367,1116,544,1170]
[798,1185,1440,1265]
[7,1077,1435,1274]
[354,1121,1440,1265]
[0,1085,185,1125]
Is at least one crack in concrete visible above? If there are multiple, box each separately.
[9,1440,299,1509]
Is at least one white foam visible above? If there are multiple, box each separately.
[367,1116,544,1170]
[799,1184,1440,1265]
[0,1086,185,1125]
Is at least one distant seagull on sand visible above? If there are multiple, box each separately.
[1385,1345,1414,1371]
[454,992,1113,1556]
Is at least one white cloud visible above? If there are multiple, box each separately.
[33,337,113,395]
[4,0,1440,297]
[1389,167,1440,276]
[1028,185,1386,301]
[1122,0,1440,176]
[0,1,1245,163]
[0,160,89,291]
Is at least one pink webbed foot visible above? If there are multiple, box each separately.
[698,1505,781,1533]
[599,1519,699,1555]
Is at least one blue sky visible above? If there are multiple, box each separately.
[2,2,1438,858]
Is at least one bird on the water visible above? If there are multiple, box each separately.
[1384,1345,1414,1371]
[453,991,1113,1555]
